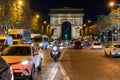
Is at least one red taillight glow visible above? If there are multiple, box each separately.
[113,48,116,50]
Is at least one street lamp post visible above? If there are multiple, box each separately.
[31,14,40,32]
[87,20,91,35]
[83,24,86,36]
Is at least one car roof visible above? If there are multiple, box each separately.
[10,44,32,47]
[110,42,120,45]
[0,35,7,39]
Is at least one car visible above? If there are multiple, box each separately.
[104,42,120,57]
[73,40,82,49]
[0,55,14,80]
[0,43,9,53]
[82,39,91,46]
[0,35,13,45]
[31,34,43,48]
[0,35,10,53]
[1,44,42,80]
[90,41,103,50]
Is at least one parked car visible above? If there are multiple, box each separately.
[104,42,120,57]
[73,40,82,49]
[0,55,14,80]
[1,44,42,80]
[91,41,102,50]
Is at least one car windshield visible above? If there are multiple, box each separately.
[2,46,31,56]
[114,45,120,48]
[32,37,42,42]
[9,34,22,39]
[94,43,101,45]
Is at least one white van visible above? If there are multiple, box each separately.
[8,29,32,44]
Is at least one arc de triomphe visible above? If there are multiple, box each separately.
[49,7,84,40]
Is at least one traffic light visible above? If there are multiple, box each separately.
[65,34,68,40]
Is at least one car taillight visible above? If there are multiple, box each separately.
[81,44,83,46]
[73,44,76,46]
[113,48,116,50]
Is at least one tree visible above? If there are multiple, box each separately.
[109,7,120,29]
[96,15,111,32]
[9,0,31,29]
[0,0,11,34]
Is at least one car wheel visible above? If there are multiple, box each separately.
[37,61,42,71]
[109,52,113,57]
[104,52,108,56]
[29,65,35,80]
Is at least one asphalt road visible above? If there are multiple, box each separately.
[33,46,120,80]
[61,47,120,80]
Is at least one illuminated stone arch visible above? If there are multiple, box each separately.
[49,7,84,39]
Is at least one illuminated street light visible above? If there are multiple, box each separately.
[88,20,91,23]
[31,14,40,32]
[109,1,115,7]
[36,14,39,18]
[83,24,86,27]
[109,1,120,7]
[18,0,23,6]
[44,21,47,24]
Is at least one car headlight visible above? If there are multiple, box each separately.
[111,52,115,55]
[31,43,34,46]
[60,43,63,46]
[53,46,57,51]
[20,60,29,65]
[39,43,42,47]
[10,67,14,80]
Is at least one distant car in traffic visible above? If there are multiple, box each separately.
[104,42,120,57]
[82,39,91,46]
[0,55,14,80]
[73,40,82,49]
[31,34,43,48]
[0,35,13,45]
[1,44,42,80]
[90,41,102,50]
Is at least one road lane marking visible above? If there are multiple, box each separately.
[47,49,70,80]
[47,63,58,80]
[47,62,70,80]
[59,49,70,80]
[59,62,70,80]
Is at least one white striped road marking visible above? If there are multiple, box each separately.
[59,62,70,80]
[47,63,58,80]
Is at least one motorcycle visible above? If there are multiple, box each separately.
[50,45,61,62]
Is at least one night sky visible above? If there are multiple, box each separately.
[29,0,112,23]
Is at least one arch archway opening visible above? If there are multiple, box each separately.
[61,21,71,40]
